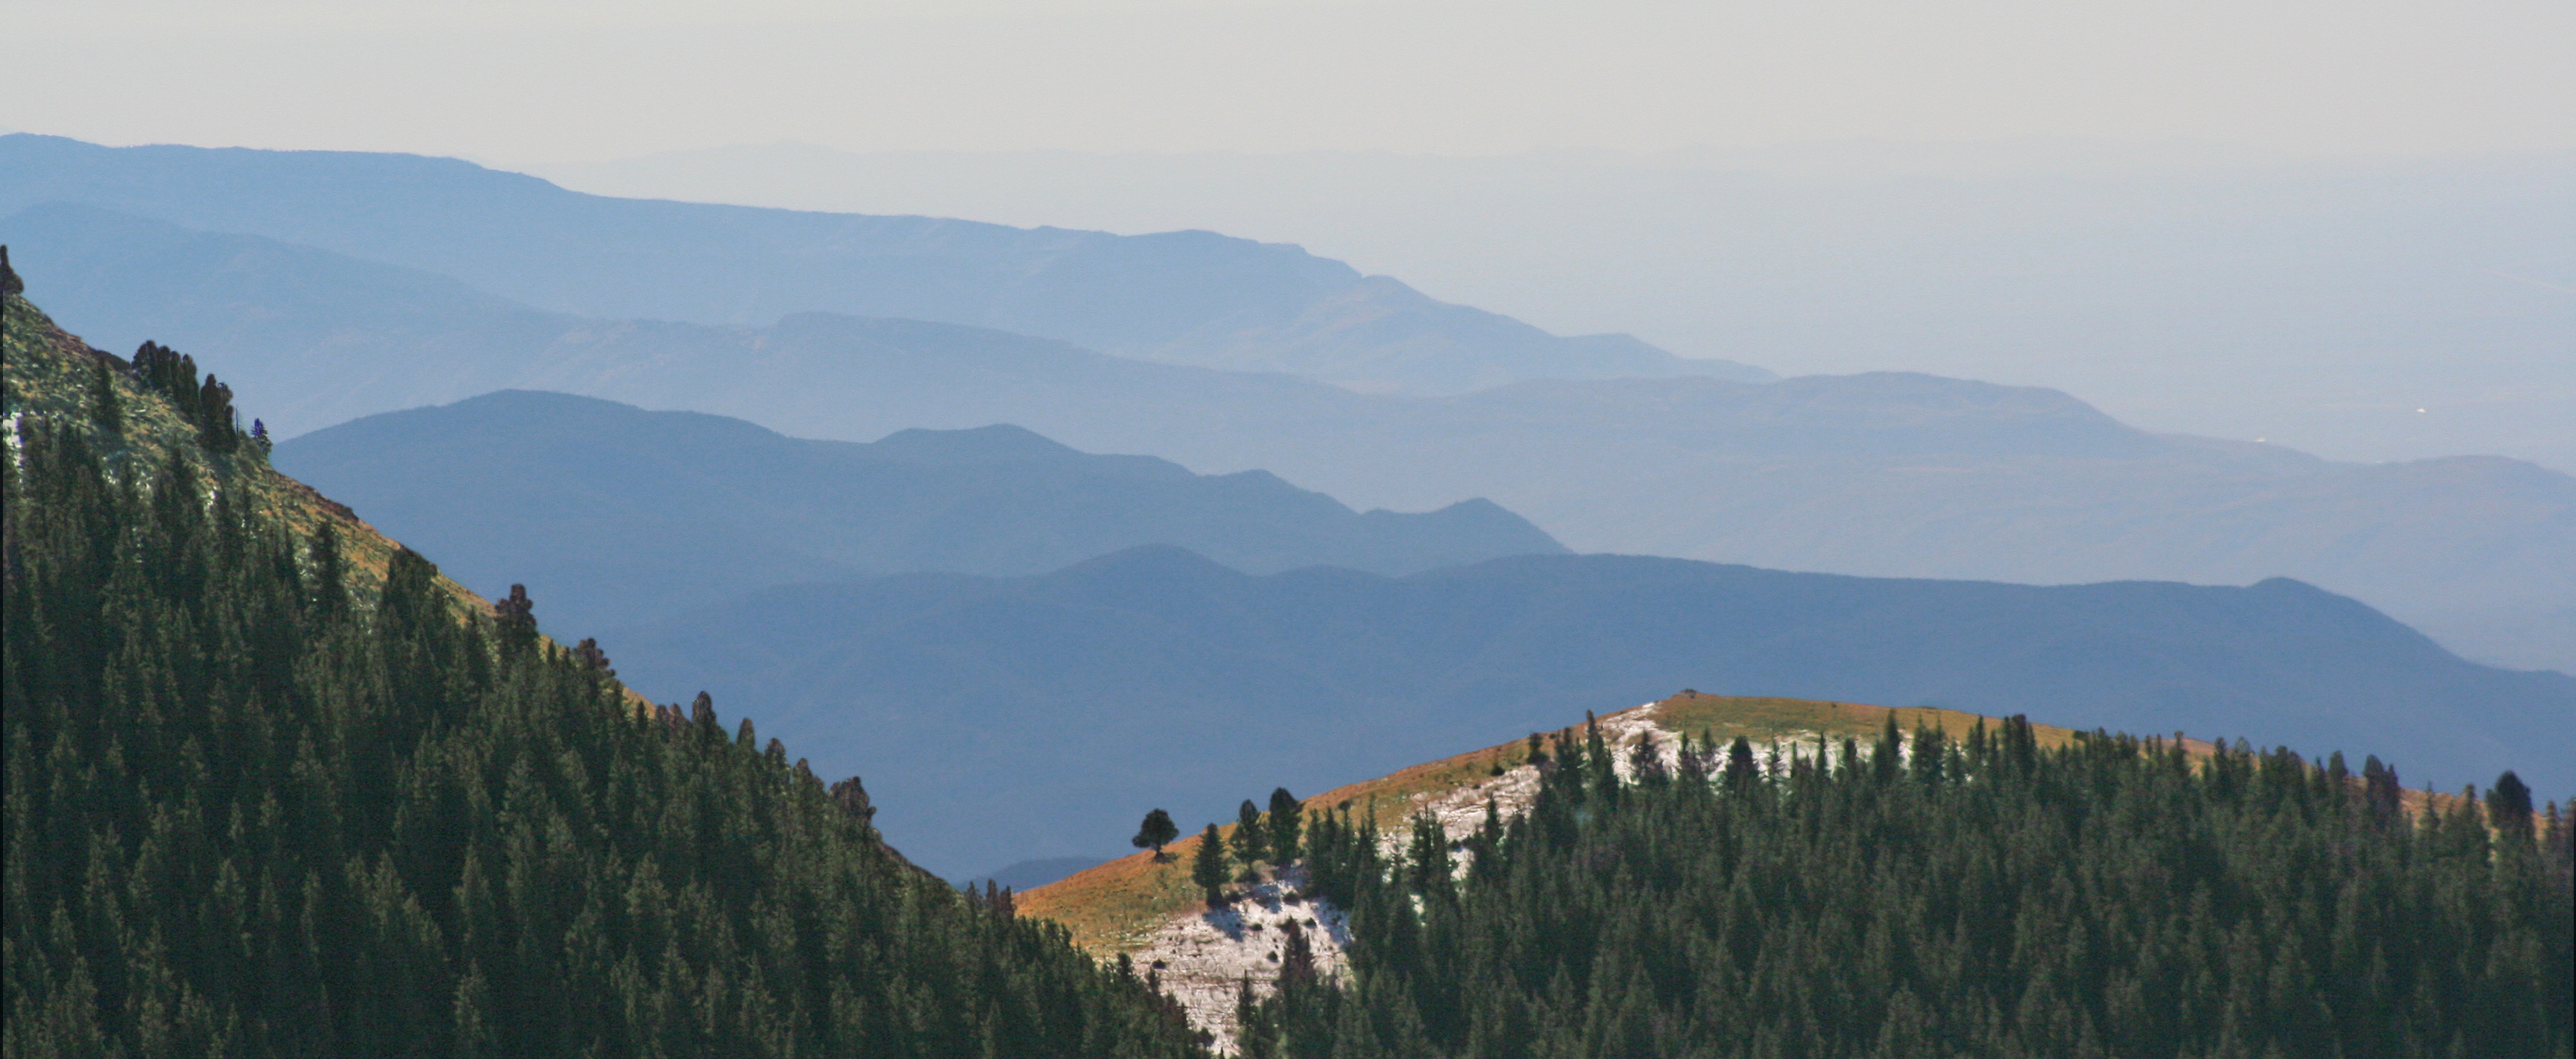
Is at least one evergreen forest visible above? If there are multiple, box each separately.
[1,268,1209,1057]
[1251,718,2574,1058]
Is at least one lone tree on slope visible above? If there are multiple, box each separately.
[1133,808,1180,861]
[1192,824,1228,906]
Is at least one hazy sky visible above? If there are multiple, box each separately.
[10,0,2572,165]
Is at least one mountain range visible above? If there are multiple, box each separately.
[8,200,2569,672]
[272,390,1563,636]
[599,545,2576,878]
[0,134,1767,396]
[541,142,2576,475]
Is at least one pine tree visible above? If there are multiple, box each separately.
[2489,771,2536,846]
[491,583,537,654]
[86,361,119,431]
[1724,735,1758,790]
[1134,808,1181,859]
[1269,787,1304,864]
[1193,824,1229,905]
[1233,800,1269,878]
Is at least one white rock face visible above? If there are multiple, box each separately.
[1128,865,1351,1052]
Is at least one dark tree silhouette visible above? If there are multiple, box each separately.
[1192,824,1228,905]
[2490,771,2536,845]
[571,637,615,676]
[1232,800,1268,877]
[1724,735,1758,789]
[493,583,537,654]
[827,775,877,822]
[1134,808,1180,860]
[1268,787,1304,864]
[87,362,119,431]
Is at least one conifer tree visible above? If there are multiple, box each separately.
[1269,787,1304,864]
[308,520,347,619]
[86,361,119,431]
[1723,735,1758,790]
[492,583,537,654]
[1134,807,1181,859]
[1872,712,1903,784]
[1233,800,1269,879]
[1911,721,1945,785]
[2490,771,2536,846]
[1193,824,1229,905]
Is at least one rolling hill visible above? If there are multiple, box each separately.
[9,203,2569,671]
[1014,692,2566,1055]
[271,390,1565,635]
[1013,693,2238,1040]
[0,136,1768,395]
[599,545,2576,879]
[1020,692,2170,950]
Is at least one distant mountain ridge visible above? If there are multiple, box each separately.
[0,136,1771,395]
[10,200,2569,672]
[272,391,1565,635]
[602,546,2576,878]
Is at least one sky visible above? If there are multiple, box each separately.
[8,0,2573,165]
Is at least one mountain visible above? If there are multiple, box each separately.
[542,142,2576,475]
[0,136,1771,395]
[271,390,1566,635]
[9,203,2569,671]
[2,256,1210,1057]
[599,545,2576,879]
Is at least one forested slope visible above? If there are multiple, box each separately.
[0,255,1209,1056]
[1248,715,2574,1058]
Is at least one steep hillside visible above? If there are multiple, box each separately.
[1,257,1210,1055]
[603,546,2576,879]
[0,140,1768,395]
[0,250,487,621]
[272,390,1563,636]
[10,203,2565,671]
